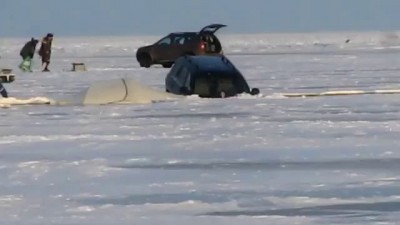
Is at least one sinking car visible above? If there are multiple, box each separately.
[165,55,260,98]
[136,24,226,68]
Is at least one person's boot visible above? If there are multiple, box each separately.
[19,61,28,72]
[0,87,8,98]
[42,62,50,72]
[20,57,32,72]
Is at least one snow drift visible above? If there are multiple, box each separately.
[0,79,181,106]
[60,78,181,105]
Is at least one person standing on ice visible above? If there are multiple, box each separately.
[39,33,54,72]
[19,38,39,72]
[0,83,8,98]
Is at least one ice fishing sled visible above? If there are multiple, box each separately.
[0,69,16,83]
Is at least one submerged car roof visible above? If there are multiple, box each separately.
[184,55,237,74]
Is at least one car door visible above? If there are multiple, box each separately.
[168,34,186,60]
[199,24,227,34]
[172,66,185,93]
[152,35,173,62]
[199,25,226,54]
[169,64,190,94]
[182,34,199,54]
[166,62,182,93]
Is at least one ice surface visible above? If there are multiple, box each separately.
[1,31,400,224]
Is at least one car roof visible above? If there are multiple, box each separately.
[171,24,227,35]
[169,31,215,36]
[170,32,197,35]
[185,55,237,74]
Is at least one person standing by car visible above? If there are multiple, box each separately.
[0,82,8,98]
[39,33,54,72]
[19,38,39,72]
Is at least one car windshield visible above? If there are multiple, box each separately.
[193,73,249,98]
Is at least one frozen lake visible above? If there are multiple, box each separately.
[1,32,400,224]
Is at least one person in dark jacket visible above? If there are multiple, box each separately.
[39,33,54,72]
[0,83,8,98]
[19,38,39,72]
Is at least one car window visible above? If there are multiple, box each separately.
[171,66,185,86]
[193,73,245,97]
[169,63,181,76]
[185,36,192,42]
[177,67,189,83]
[185,72,191,87]
[173,36,186,45]
[157,37,172,45]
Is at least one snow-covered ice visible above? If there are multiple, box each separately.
[1,31,400,224]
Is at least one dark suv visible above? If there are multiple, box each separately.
[136,24,226,68]
[165,55,260,98]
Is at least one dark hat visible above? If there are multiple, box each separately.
[30,37,38,43]
[46,33,54,38]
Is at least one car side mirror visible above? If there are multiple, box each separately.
[180,87,190,95]
[250,88,260,96]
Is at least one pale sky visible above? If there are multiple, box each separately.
[1,0,400,37]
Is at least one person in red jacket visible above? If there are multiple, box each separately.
[39,33,54,72]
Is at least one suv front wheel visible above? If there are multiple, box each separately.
[162,62,173,68]
[139,53,152,68]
